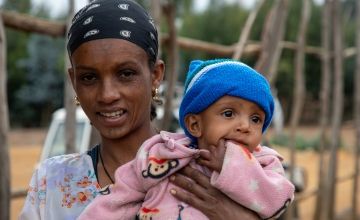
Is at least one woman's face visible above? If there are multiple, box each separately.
[69,39,163,140]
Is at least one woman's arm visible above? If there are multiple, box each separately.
[19,169,42,220]
[169,166,260,220]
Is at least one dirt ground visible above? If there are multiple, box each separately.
[9,126,360,220]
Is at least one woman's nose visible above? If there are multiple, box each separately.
[98,78,120,104]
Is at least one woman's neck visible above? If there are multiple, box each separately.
[100,124,158,168]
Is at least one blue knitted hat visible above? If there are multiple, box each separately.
[179,59,274,141]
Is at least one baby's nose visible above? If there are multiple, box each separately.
[235,118,250,132]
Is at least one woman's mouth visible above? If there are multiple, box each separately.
[96,109,127,126]
[99,110,125,118]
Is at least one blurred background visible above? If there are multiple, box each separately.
[0,0,359,219]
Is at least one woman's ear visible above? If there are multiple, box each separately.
[68,67,76,89]
[184,114,202,138]
[152,59,165,89]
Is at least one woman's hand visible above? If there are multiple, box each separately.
[170,166,260,220]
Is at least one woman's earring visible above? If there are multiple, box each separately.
[74,96,80,106]
[152,88,163,105]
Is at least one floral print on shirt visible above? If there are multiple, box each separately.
[19,153,102,220]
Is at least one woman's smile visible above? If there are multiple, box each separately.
[96,109,128,127]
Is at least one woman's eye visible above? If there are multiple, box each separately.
[118,69,135,79]
[222,110,233,118]
[80,73,97,83]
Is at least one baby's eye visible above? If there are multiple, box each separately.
[251,116,262,124]
[221,110,234,118]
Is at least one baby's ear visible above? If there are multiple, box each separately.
[184,114,202,138]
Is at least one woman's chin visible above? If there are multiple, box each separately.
[100,127,129,140]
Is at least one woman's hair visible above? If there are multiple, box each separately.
[67,0,159,64]
[150,104,157,121]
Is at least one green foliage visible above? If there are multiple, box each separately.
[178,1,249,82]
[306,3,322,46]
[2,0,359,128]
[6,29,30,117]
[269,133,345,151]
[14,34,65,127]
[342,0,357,48]
[180,2,247,45]
[3,0,65,127]
[270,133,315,151]
[249,0,274,41]
[2,0,31,13]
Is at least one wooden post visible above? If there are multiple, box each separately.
[325,0,344,219]
[232,0,265,60]
[1,10,65,37]
[0,8,10,220]
[314,0,332,219]
[161,1,179,131]
[254,0,289,84]
[150,0,162,58]
[352,0,360,219]
[64,0,77,154]
[150,0,163,129]
[286,0,311,219]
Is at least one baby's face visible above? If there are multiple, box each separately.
[194,96,265,152]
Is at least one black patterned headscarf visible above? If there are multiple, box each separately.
[67,0,158,63]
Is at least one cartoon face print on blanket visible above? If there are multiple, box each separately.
[135,207,159,220]
[142,157,179,179]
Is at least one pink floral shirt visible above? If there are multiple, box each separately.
[19,153,102,220]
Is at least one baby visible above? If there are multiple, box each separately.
[79,59,295,220]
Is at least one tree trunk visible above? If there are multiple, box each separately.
[161,1,179,131]
[150,0,163,129]
[314,0,332,219]
[232,0,265,60]
[352,0,360,219]
[0,9,10,220]
[255,0,289,84]
[325,0,344,219]
[150,0,162,58]
[64,0,77,154]
[286,0,311,218]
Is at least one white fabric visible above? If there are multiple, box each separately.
[19,153,102,220]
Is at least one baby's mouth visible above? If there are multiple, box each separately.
[226,139,247,147]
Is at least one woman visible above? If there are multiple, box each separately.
[19,0,259,219]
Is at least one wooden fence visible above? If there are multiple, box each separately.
[1,1,359,220]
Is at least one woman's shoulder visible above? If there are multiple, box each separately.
[35,152,96,181]
[36,152,100,203]
[20,152,100,219]
[39,152,92,170]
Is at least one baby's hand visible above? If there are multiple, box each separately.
[197,139,226,173]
